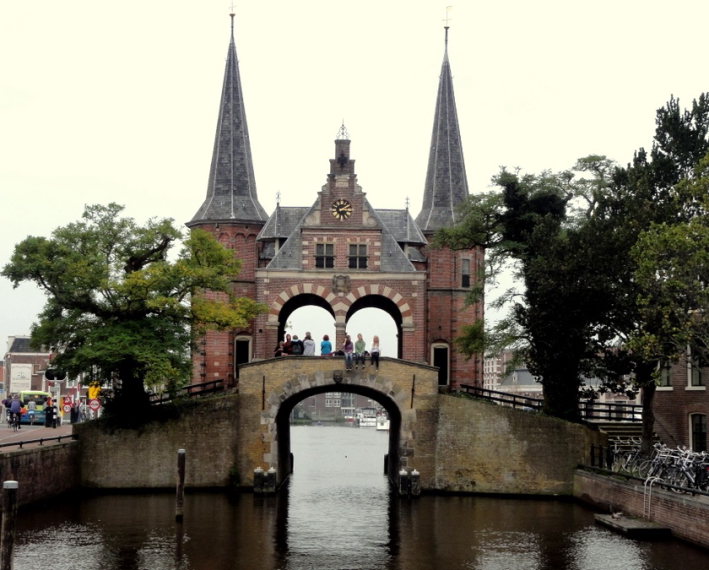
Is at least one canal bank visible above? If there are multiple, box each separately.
[574,467,709,549]
[8,427,709,569]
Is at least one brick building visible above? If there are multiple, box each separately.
[654,351,708,451]
[187,17,483,390]
[2,336,51,396]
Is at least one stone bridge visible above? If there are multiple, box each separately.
[78,357,605,495]
[236,356,440,487]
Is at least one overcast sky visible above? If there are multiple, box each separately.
[2,0,708,353]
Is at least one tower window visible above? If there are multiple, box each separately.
[348,244,368,269]
[462,259,471,288]
[315,243,334,268]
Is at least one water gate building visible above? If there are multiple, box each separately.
[186,15,484,389]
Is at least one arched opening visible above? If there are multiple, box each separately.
[346,295,403,358]
[278,294,335,351]
[275,386,402,481]
[234,334,252,378]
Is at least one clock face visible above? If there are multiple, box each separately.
[331,198,352,220]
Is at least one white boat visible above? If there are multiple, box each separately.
[356,407,377,427]
[376,415,390,431]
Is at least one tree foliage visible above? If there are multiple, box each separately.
[2,203,265,422]
[439,93,709,433]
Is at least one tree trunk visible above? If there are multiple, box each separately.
[543,373,581,422]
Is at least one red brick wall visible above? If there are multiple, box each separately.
[654,358,709,448]
[575,469,709,548]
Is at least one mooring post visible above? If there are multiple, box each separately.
[410,469,421,497]
[263,467,277,494]
[0,480,19,570]
[175,449,186,522]
[398,469,411,496]
[253,467,265,494]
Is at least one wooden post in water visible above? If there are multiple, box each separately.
[0,480,19,570]
[176,449,186,522]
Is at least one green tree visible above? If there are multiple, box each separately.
[630,166,709,378]
[587,95,709,452]
[2,203,265,422]
[438,168,606,421]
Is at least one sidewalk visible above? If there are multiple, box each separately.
[0,420,75,450]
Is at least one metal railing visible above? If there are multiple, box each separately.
[148,379,226,405]
[0,433,78,451]
[459,384,642,422]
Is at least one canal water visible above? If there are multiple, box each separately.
[11,425,709,569]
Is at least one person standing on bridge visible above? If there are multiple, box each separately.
[370,335,381,370]
[303,332,316,356]
[354,333,366,369]
[342,334,354,370]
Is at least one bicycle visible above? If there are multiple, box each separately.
[8,411,20,432]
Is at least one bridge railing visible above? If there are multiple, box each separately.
[458,384,543,412]
[459,384,642,423]
[149,379,226,405]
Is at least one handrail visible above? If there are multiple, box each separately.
[0,433,78,451]
[149,378,226,405]
[459,384,642,422]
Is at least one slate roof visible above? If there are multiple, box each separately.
[8,337,32,353]
[415,28,469,232]
[189,15,267,225]
[257,199,419,272]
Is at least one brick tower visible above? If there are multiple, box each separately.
[189,18,484,389]
[415,26,484,386]
[186,13,268,386]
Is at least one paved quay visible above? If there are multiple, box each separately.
[0,420,76,451]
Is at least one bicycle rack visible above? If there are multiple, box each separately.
[643,476,663,519]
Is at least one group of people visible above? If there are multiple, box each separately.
[274,332,381,371]
[2,394,58,428]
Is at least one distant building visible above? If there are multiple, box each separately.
[3,336,51,396]
[483,350,517,390]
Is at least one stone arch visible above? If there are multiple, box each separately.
[261,370,418,483]
[346,294,404,358]
[345,284,414,329]
[274,293,336,343]
[267,283,412,356]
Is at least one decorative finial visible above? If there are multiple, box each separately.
[230,3,236,35]
[405,196,410,211]
[276,191,281,207]
[444,6,452,51]
[336,121,349,140]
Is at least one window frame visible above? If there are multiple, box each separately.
[348,243,368,269]
[315,243,335,269]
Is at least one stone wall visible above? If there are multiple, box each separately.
[434,396,606,494]
[74,371,605,496]
[77,394,240,488]
[0,442,80,509]
[574,468,709,548]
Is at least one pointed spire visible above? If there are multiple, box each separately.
[189,13,267,225]
[415,24,469,232]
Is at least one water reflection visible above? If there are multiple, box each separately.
[11,425,709,569]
